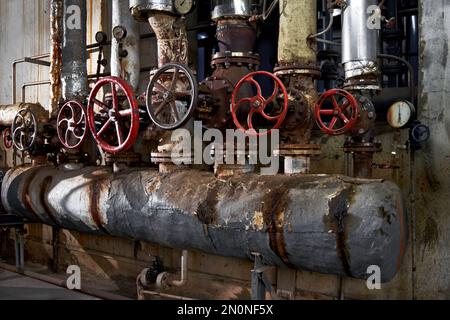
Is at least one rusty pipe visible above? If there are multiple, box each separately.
[50,0,63,115]
[148,13,188,67]
[1,165,407,282]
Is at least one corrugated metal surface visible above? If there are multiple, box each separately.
[0,0,105,107]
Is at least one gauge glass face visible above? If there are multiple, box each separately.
[387,101,413,128]
[174,0,193,15]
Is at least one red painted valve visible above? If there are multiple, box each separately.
[57,100,88,149]
[231,71,288,136]
[3,128,12,149]
[314,89,359,136]
[87,76,140,154]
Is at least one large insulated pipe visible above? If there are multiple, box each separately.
[0,104,48,126]
[1,166,407,282]
[61,0,89,101]
[111,0,141,92]
[342,0,380,85]
[278,0,317,65]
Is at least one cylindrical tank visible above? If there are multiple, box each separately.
[61,0,89,101]
[278,0,317,65]
[111,0,141,92]
[342,0,380,81]
[1,166,407,282]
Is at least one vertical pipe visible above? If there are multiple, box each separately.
[50,0,63,116]
[148,13,188,68]
[278,0,317,65]
[62,0,89,101]
[111,0,141,92]
[342,0,379,82]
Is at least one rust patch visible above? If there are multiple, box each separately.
[89,179,110,235]
[40,176,59,225]
[262,186,293,267]
[324,188,353,277]
[197,184,220,225]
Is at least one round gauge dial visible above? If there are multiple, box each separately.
[387,100,415,129]
[173,0,194,15]
[112,26,127,41]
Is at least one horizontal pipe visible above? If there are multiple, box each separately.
[1,166,407,282]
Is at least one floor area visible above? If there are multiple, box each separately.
[0,268,99,300]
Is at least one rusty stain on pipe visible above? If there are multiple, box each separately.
[1,166,407,282]
[148,13,188,67]
[50,0,63,116]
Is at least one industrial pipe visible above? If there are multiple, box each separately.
[278,0,317,65]
[2,166,407,282]
[342,0,380,88]
[50,0,63,115]
[0,103,48,127]
[111,0,141,92]
[61,0,89,101]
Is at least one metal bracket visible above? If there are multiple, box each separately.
[251,253,279,300]
[24,57,51,67]
[14,228,25,272]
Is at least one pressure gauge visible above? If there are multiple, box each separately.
[173,0,195,15]
[113,26,127,41]
[387,100,415,129]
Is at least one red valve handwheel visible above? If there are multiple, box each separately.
[230,71,288,136]
[57,100,88,149]
[3,128,12,149]
[314,89,359,136]
[87,76,140,154]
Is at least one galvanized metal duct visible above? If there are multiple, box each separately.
[111,0,141,92]
[1,166,407,282]
[278,0,317,65]
[342,0,380,86]
[61,0,89,101]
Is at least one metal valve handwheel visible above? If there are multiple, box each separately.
[314,89,359,136]
[231,71,288,136]
[3,128,13,149]
[146,63,198,130]
[87,76,140,154]
[57,100,88,149]
[12,108,37,151]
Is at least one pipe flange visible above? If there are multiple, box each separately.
[274,144,321,157]
[151,151,193,165]
[211,52,260,70]
[274,62,321,79]
[105,151,142,166]
[343,142,382,154]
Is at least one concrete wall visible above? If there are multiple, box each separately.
[0,0,449,300]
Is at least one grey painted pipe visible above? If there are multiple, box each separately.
[62,0,89,100]
[111,0,141,92]
[1,166,407,282]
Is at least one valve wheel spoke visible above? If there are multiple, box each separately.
[146,63,198,130]
[314,89,360,136]
[231,71,289,136]
[87,76,140,154]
